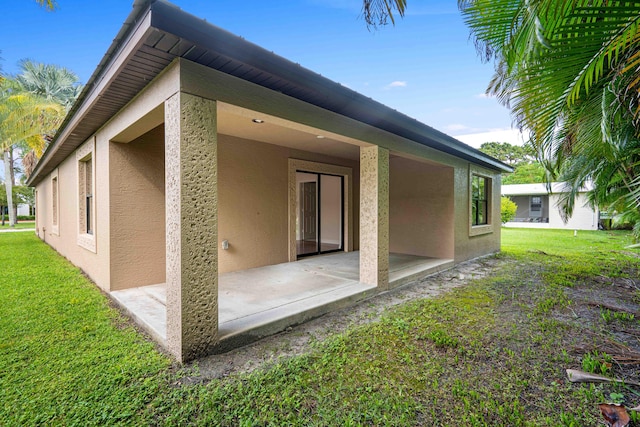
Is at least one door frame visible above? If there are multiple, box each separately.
[296,171,345,258]
[287,159,353,262]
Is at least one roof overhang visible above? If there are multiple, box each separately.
[28,0,511,186]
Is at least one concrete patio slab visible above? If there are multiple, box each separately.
[110,251,453,354]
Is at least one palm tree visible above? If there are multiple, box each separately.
[457,0,640,231]
[0,78,64,226]
[362,0,407,28]
[35,0,56,11]
[362,0,640,233]
[13,60,82,179]
[15,60,82,111]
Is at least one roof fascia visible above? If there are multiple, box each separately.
[148,1,513,173]
[27,2,156,186]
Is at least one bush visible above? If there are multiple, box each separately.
[17,216,35,221]
[501,197,517,224]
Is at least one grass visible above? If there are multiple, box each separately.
[1,229,639,425]
[0,220,35,229]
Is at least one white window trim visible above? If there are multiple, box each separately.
[469,167,494,237]
[51,169,59,236]
[76,138,96,253]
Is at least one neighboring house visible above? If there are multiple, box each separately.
[1,204,32,217]
[502,182,599,230]
[17,204,32,217]
[27,0,511,361]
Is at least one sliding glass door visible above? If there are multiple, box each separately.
[296,171,343,257]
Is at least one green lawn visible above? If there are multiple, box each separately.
[0,220,35,230]
[1,229,638,426]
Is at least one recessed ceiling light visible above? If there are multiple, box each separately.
[252,119,264,124]
[316,135,325,139]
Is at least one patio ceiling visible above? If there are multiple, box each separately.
[217,103,363,161]
[28,0,511,186]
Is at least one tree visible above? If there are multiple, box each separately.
[479,141,534,166]
[13,60,82,177]
[0,78,64,226]
[0,61,81,226]
[15,60,82,111]
[479,141,545,184]
[501,196,517,224]
[362,0,640,234]
[0,179,32,225]
[502,162,546,185]
[35,0,57,11]
[458,0,640,233]
[362,0,407,28]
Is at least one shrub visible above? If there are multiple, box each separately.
[501,197,517,224]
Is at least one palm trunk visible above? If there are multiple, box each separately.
[9,147,17,226]
[3,149,15,228]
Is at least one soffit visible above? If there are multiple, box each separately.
[28,0,510,186]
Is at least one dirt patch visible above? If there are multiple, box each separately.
[188,256,502,380]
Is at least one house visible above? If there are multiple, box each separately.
[502,182,599,230]
[27,0,511,362]
[17,204,32,217]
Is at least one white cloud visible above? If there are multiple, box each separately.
[445,123,470,132]
[475,92,492,99]
[455,128,529,148]
[385,81,407,89]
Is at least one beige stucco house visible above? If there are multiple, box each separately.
[27,0,511,361]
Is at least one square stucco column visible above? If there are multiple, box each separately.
[165,92,218,362]
[359,146,389,289]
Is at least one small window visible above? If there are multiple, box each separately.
[530,196,542,212]
[76,138,96,253]
[52,176,58,227]
[471,174,489,226]
[79,155,93,235]
[51,169,59,235]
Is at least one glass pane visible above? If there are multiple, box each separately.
[472,176,479,198]
[472,202,478,225]
[296,172,318,256]
[320,175,342,252]
[478,201,487,225]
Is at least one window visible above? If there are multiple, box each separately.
[471,174,489,226]
[51,169,59,235]
[52,177,58,226]
[76,139,96,252]
[530,196,542,213]
[79,155,93,235]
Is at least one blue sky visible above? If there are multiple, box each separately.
[1,0,521,146]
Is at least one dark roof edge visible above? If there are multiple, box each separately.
[26,0,156,186]
[28,0,511,185]
[149,0,512,172]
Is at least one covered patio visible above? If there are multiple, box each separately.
[111,251,453,352]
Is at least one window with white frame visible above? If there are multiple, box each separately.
[79,155,93,235]
[76,139,96,252]
[51,169,59,235]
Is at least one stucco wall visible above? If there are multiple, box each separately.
[217,134,360,273]
[389,156,454,259]
[34,135,111,291]
[511,195,530,218]
[453,166,502,263]
[109,124,166,290]
[549,193,598,230]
